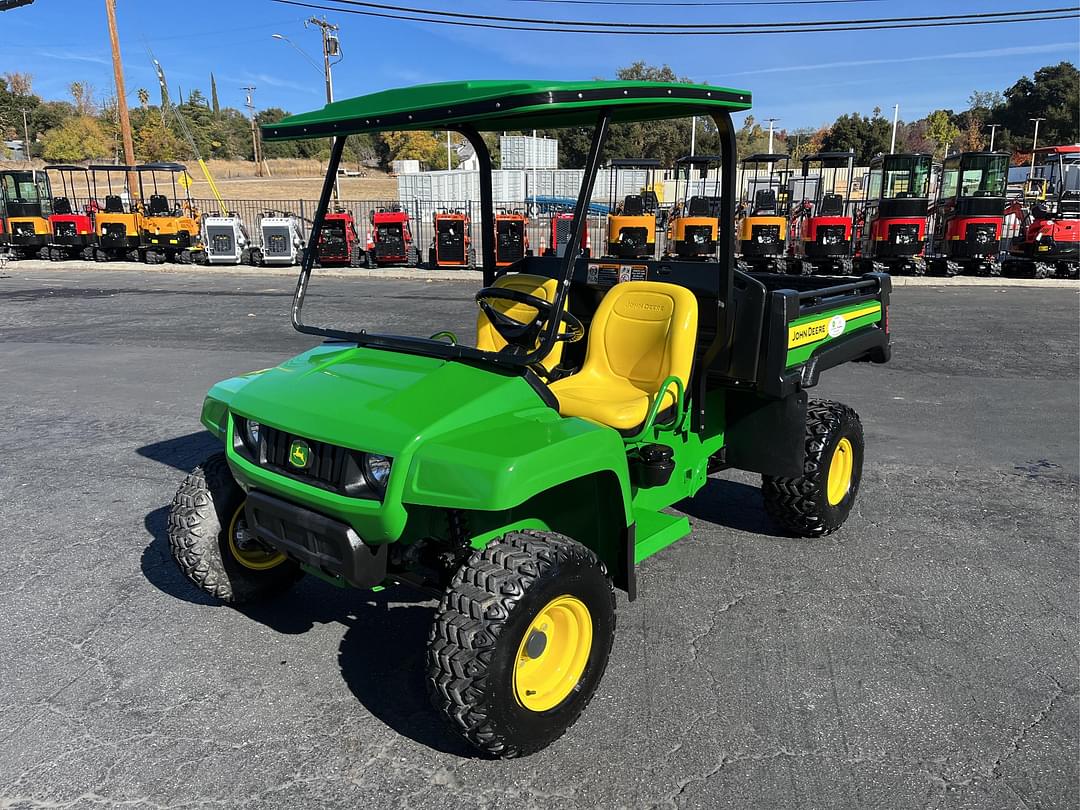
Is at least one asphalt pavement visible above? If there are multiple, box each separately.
[0,265,1076,809]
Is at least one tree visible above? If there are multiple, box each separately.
[41,116,111,161]
[210,73,220,116]
[135,116,184,161]
[137,88,150,109]
[960,111,984,152]
[926,109,960,158]
[822,112,891,163]
[2,72,33,96]
[68,82,96,116]
[381,130,444,167]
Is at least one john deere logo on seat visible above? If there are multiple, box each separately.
[289,439,311,469]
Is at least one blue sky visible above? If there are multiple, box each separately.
[3,0,1077,131]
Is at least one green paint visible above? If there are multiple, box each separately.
[262,79,751,141]
[787,300,881,328]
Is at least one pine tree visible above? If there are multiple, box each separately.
[210,73,219,116]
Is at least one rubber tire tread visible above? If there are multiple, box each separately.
[167,451,300,604]
[426,530,615,758]
[761,399,864,537]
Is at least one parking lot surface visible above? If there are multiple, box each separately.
[0,266,1076,809]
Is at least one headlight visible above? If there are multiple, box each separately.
[363,454,392,491]
[244,419,262,449]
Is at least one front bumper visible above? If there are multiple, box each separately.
[245,490,388,587]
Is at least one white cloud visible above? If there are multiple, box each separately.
[36,49,109,65]
[720,42,1078,77]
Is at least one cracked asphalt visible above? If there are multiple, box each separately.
[0,265,1076,809]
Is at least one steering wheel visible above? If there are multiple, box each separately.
[475,286,584,354]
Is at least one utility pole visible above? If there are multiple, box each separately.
[243,85,263,177]
[986,122,1002,151]
[1028,117,1046,178]
[21,108,30,162]
[765,117,780,154]
[446,130,452,170]
[890,104,899,154]
[306,16,341,199]
[690,116,697,157]
[104,0,137,197]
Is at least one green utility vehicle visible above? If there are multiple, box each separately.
[168,80,892,758]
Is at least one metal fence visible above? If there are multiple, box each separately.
[194,197,610,259]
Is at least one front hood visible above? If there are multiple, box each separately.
[221,344,549,456]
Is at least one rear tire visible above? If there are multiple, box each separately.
[427,530,616,758]
[168,452,301,604]
[762,400,864,537]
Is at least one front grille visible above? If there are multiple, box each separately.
[817,225,846,246]
[889,224,919,244]
[685,224,714,246]
[264,227,290,256]
[966,223,997,244]
[436,221,466,262]
[54,221,76,237]
[257,424,364,496]
[554,218,573,247]
[616,226,648,250]
[752,224,780,244]
[375,224,405,257]
[497,222,525,261]
[210,230,234,254]
[12,222,37,237]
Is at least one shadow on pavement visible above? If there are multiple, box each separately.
[137,431,220,473]
[337,596,479,758]
[678,476,790,538]
[141,505,219,606]
[141,498,475,756]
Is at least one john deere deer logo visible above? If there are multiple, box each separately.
[289,439,311,469]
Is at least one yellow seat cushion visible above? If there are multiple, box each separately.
[476,273,565,372]
[549,281,698,431]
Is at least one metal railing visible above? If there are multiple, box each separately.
[192,197,610,261]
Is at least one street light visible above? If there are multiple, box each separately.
[1029,117,1046,178]
[272,20,344,199]
[270,33,322,74]
[986,122,1002,152]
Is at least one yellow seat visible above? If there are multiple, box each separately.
[549,281,698,431]
[476,273,567,372]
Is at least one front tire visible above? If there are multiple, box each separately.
[168,452,301,603]
[762,400,864,537]
[426,530,616,758]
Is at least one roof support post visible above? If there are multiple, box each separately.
[455,125,496,285]
[531,109,611,366]
[291,133,346,335]
[696,112,738,430]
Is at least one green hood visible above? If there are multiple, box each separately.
[224,344,550,455]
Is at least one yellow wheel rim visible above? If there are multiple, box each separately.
[826,437,854,506]
[226,502,286,571]
[513,595,593,712]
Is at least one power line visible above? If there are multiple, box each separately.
[508,0,888,4]
[274,1,1080,30]
[271,1,1080,35]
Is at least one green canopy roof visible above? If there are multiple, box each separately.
[261,79,751,142]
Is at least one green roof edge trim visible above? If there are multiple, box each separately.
[261,79,752,142]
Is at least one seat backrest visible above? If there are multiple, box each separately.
[622,194,645,216]
[819,192,844,216]
[104,195,124,213]
[53,196,72,215]
[475,273,567,371]
[148,194,169,215]
[687,195,710,216]
[582,281,698,396]
[752,189,777,215]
